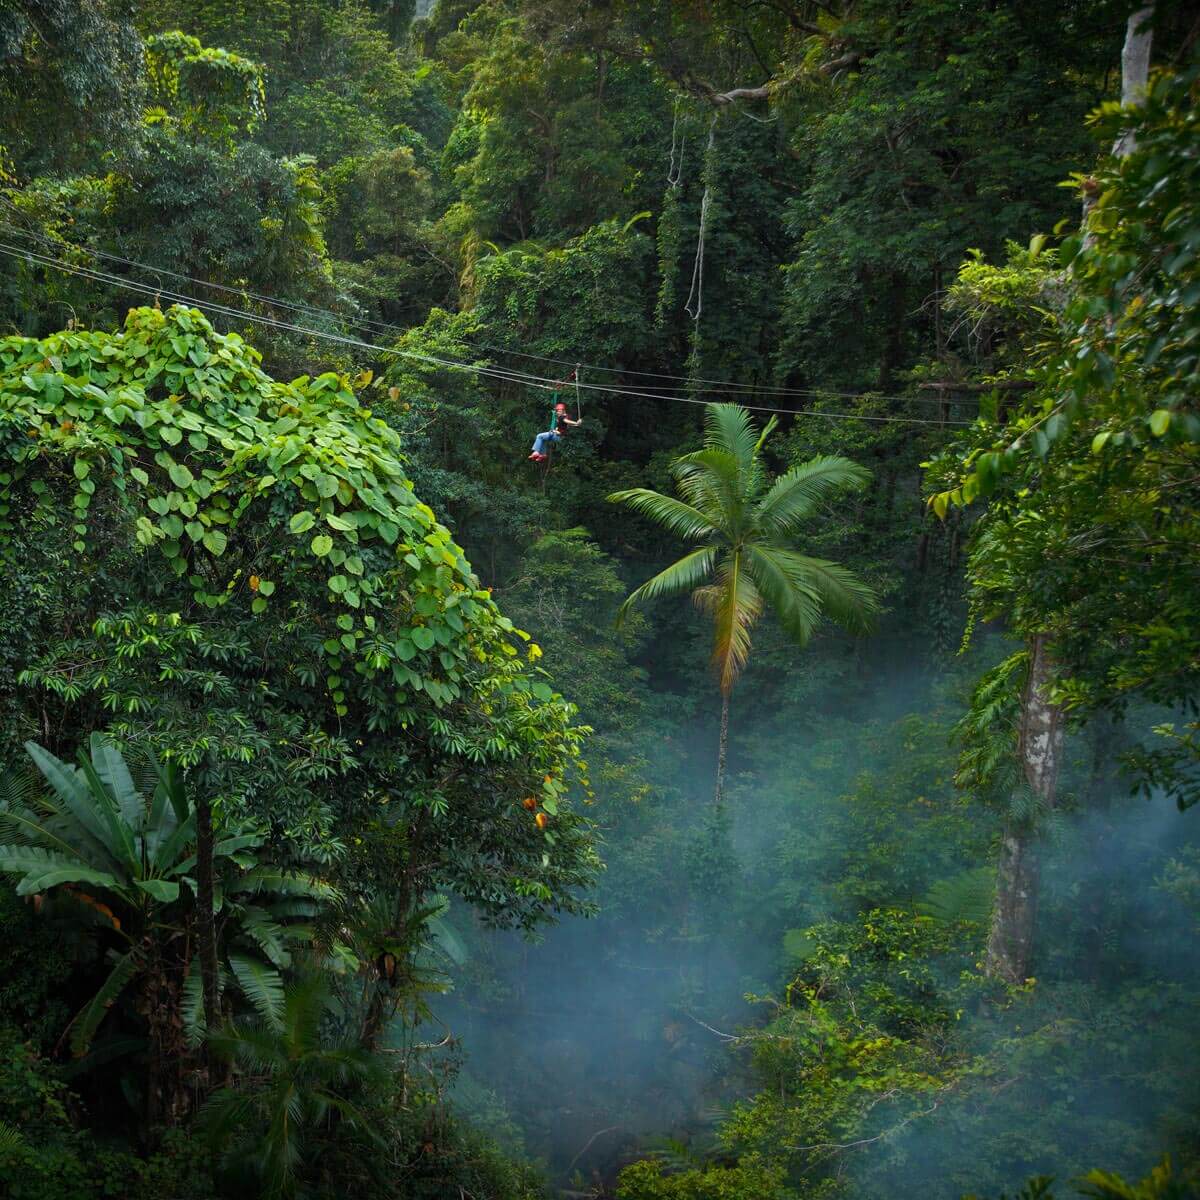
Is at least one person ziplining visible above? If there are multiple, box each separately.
[528,368,583,463]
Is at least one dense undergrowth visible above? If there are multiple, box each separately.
[0,1,1198,1197]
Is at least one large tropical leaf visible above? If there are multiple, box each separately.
[69,946,141,1055]
[615,547,716,626]
[172,832,266,877]
[152,810,197,875]
[606,488,718,542]
[24,741,118,860]
[135,878,180,902]
[89,734,144,835]
[229,952,286,1029]
[755,455,872,538]
[0,845,123,896]
[74,751,138,873]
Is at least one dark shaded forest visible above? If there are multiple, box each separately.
[0,1,1198,1197]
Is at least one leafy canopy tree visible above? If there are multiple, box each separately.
[0,305,597,947]
[609,403,879,807]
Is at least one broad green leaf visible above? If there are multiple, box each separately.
[168,462,194,489]
[135,879,180,903]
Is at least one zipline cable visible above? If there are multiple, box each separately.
[0,218,979,408]
[0,241,975,428]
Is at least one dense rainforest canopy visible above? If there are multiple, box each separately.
[0,1,1198,1197]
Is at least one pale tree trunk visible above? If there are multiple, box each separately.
[1084,6,1154,229]
[1114,7,1155,158]
[714,690,731,808]
[986,634,1065,983]
[993,6,1155,982]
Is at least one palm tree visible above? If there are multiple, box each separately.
[201,976,388,1199]
[0,736,336,1118]
[609,403,880,808]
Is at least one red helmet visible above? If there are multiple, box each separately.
[555,402,567,412]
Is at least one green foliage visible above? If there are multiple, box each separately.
[0,306,597,931]
[925,57,1200,808]
[918,868,995,927]
[611,403,879,694]
[201,975,388,1199]
[617,1158,794,1200]
[145,30,267,141]
[0,1027,213,1199]
[0,734,333,1064]
[0,0,143,173]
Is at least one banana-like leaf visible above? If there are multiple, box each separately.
[69,947,141,1056]
[427,912,468,966]
[74,752,138,873]
[229,952,286,1029]
[152,811,197,874]
[89,735,145,835]
[0,845,122,896]
[24,742,116,857]
[135,878,180,903]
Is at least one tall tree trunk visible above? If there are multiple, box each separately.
[986,634,1065,983]
[195,795,220,1037]
[1114,7,1155,157]
[714,690,731,808]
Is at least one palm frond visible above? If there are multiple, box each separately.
[0,1120,25,1154]
[238,906,293,969]
[755,455,873,538]
[182,958,228,1045]
[744,544,823,647]
[607,488,718,542]
[616,547,717,626]
[229,952,286,1030]
[769,550,880,636]
[672,448,742,522]
[226,869,340,903]
[918,868,995,926]
[702,551,762,694]
[703,402,761,477]
[0,767,41,812]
